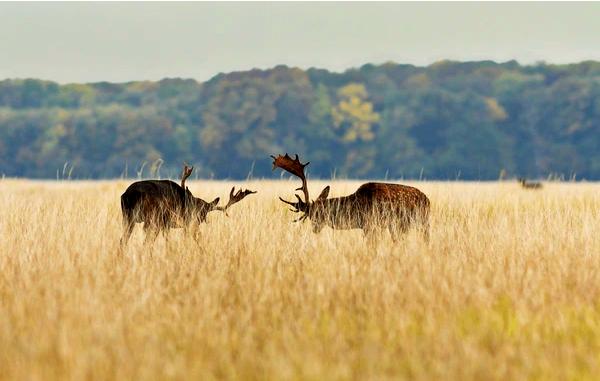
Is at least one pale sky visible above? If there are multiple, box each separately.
[1,2,599,84]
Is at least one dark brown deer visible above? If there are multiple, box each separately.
[271,154,430,241]
[518,177,542,189]
[120,164,256,246]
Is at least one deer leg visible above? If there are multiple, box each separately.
[186,225,202,246]
[193,230,202,246]
[162,228,170,242]
[412,208,430,243]
[363,224,381,250]
[419,219,430,243]
[143,223,159,245]
[388,222,409,244]
[120,219,135,249]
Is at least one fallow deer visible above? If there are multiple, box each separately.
[518,178,542,189]
[271,154,430,241]
[120,164,256,246]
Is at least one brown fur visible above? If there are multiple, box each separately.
[119,180,220,246]
[120,166,256,247]
[272,154,430,241]
[308,182,430,239]
[518,178,542,189]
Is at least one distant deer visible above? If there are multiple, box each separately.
[271,154,430,241]
[518,177,542,189]
[120,164,256,246]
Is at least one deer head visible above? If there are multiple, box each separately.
[271,153,330,225]
[177,164,219,223]
[181,163,256,220]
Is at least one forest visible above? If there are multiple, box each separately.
[1,60,599,180]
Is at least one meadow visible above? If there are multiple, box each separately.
[0,179,599,380]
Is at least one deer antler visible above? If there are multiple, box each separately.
[214,187,257,215]
[181,163,194,189]
[271,153,310,221]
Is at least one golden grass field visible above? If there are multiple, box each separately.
[1,179,600,380]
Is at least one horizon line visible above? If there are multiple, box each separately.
[2,58,600,86]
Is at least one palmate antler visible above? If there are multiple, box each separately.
[181,163,194,189]
[271,153,310,222]
[214,187,257,215]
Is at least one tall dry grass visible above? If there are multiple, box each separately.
[1,179,600,380]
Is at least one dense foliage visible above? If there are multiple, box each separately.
[1,60,600,179]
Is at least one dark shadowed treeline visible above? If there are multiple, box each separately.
[1,60,599,179]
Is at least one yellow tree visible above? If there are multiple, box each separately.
[331,83,380,142]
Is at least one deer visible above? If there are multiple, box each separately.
[271,154,430,242]
[518,177,542,189]
[120,164,256,246]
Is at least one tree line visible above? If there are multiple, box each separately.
[1,60,599,180]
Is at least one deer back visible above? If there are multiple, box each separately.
[121,180,190,224]
[355,182,429,209]
[312,182,430,229]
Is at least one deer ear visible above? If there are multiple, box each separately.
[211,197,220,206]
[316,186,330,201]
